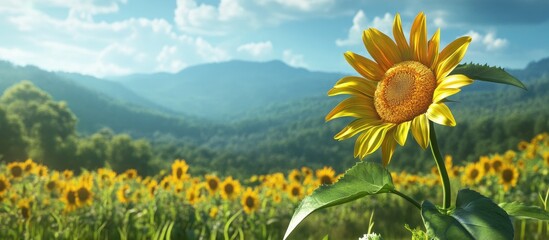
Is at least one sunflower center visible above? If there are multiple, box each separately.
[374,61,436,123]
[208,179,218,190]
[320,176,332,185]
[502,169,514,183]
[245,196,255,208]
[224,184,234,195]
[469,169,479,179]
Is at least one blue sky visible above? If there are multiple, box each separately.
[0,0,548,77]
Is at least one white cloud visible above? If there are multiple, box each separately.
[283,49,307,68]
[336,12,393,47]
[267,0,334,12]
[219,0,246,21]
[467,30,508,51]
[195,38,230,62]
[237,41,273,57]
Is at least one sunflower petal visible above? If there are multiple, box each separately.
[344,51,384,81]
[436,36,472,79]
[363,28,402,70]
[411,114,430,149]
[427,103,456,127]
[334,119,382,141]
[436,74,473,87]
[354,124,392,159]
[409,12,428,64]
[433,88,460,103]
[382,129,398,166]
[394,121,411,146]
[427,29,440,69]
[393,13,411,60]
[328,76,377,98]
[325,96,378,121]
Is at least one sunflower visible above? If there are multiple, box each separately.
[316,166,336,185]
[543,152,549,166]
[0,175,10,195]
[286,182,304,201]
[45,175,61,193]
[272,192,282,204]
[326,12,472,165]
[461,163,484,186]
[478,156,492,174]
[97,168,117,187]
[447,166,462,179]
[205,174,220,195]
[23,159,36,174]
[288,169,302,183]
[220,176,241,200]
[76,181,93,206]
[503,150,516,162]
[209,206,219,218]
[517,141,529,151]
[123,169,138,180]
[499,164,519,192]
[241,187,260,214]
[7,162,24,179]
[63,170,74,180]
[117,184,131,204]
[147,179,158,197]
[490,154,504,174]
[61,185,79,212]
[186,184,203,205]
[172,159,190,182]
[34,165,48,177]
[18,198,31,220]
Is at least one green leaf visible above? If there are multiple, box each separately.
[499,201,549,220]
[421,189,514,240]
[451,63,526,89]
[283,162,394,240]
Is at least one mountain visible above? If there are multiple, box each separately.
[55,72,175,114]
[113,60,344,120]
[0,61,217,139]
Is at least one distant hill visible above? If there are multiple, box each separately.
[113,60,344,120]
[0,61,217,139]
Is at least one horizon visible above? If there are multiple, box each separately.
[1,0,548,78]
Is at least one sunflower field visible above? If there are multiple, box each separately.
[0,133,548,239]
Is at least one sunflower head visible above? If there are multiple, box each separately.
[461,162,484,186]
[241,187,260,214]
[0,175,10,195]
[61,185,79,212]
[499,164,519,192]
[76,182,93,206]
[172,159,190,181]
[7,162,24,179]
[286,182,304,201]
[205,174,220,194]
[117,184,131,204]
[316,166,336,185]
[220,176,241,200]
[18,198,32,220]
[326,12,472,166]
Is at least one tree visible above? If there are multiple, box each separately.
[0,106,28,162]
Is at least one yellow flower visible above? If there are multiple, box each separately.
[241,187,260,214]
[220,176,241,200]
[61,185,79,212]
[18,198,31,220]
[498,164,519,192]
[0,175,10,195]
[97,168,117,186]
[117,184,131,204]
[23,159,36,174]
[7,162,24,179]
[517,141,529,151]
[543,152,549,166]
[63,170,74,180]
[186,184,203,205]
[478,156,492,174]
[316,166,336,185]
[76,181,93,206]
[204,174,220,195]
[288,169,303,183]
[461,163,484,186]
[209,206,219,218]
[172,159,190,182]
[123,169,138,180]
[490,154,504,174]
[326,12,472,165]
[160,176,173,191]
[34,165,48,177]
[147,180,158,197]
[286,182,304,201]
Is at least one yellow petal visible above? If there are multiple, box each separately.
[382,129,397,166]
[427,29,440,69]
[328,76,377,98]
[427,103,456,127]
[433,88,460,103]
[354,124,392,159]
[436,37,472,79]
[325,96,378,121]
[362,28,402,71]
[344,51,384,81]
[393,13,411,60]
[394,121,410,146]
[436,74,473,88]
[409,12,428,64]
[334,119,382,141]
[411,114,430,149]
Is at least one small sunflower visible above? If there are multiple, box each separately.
[117,184,131,204]
[172,159,190,182]
[160,176,173,191]
[7,162,24,179]
[499,164,519,192]
[123,169,138,180]
[34,165,48,177]
[286,182,304,201]
[241,187,260,214]
[478,156,492,174]
[461,163,484,186]
[288,169,303,183]
[18,198,31,220]
[23,159,36,174]
[63,170,74,180]
[205,174,220,195]
[209,206,219,218]
[97,168,117,186]
[220,176,241,200]
[186,184,204,205]
[316,166,336,185]
[517,141,529,151]
[326,12,472,165]
[490,154,504,174]
[0,175,10,195]
[147,180,158,197]
[61,185,79,212]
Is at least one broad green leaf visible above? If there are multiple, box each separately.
[283,162,394,240]
[421,189,514,240]
[499,201,549,220]
[451,63,526,89]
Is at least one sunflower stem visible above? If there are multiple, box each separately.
[429,121,451,209]
[391,189,421,210]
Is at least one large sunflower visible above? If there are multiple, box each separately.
[241,187,260,214]
[326,12,472,165]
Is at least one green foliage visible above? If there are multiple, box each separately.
[451,63,526,89]
[284,162,394,239]
[499,202,549,221]
[421,189,513,240]
[0,106,28,162]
